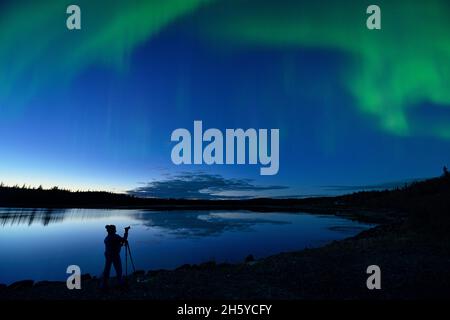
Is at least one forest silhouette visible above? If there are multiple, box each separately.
[1,168,449,231]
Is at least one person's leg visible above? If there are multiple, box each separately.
[112,255,123,284]
[102,254,113,288]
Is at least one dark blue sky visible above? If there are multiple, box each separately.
[1,0,449,198]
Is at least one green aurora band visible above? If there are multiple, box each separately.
[0,0,213,112]
[198,0,450,139]
[1,0,449,139]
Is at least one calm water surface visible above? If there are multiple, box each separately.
[0,208,373,284]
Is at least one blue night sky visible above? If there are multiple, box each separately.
[1,0,449,198]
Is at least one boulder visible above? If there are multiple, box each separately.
[8,280,34,290]
[133,270,145,276]
[245,254,255,263]
[199,261,216,269]
[34,281,63,288]
[81,273,92,281]
[176,264,192,271]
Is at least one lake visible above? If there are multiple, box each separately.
[0,208,373,284]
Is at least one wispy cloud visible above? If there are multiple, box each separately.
[127,172,289,199]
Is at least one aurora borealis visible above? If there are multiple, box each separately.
[199,0,450,138]
[0,0,449,197]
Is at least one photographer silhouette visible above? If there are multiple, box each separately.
[100,225,129,289]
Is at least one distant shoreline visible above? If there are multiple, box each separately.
[0,202,395,225]
[0,184,402,224]
[2,173,448,225]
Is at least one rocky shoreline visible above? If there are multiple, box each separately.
[1,220,449,300]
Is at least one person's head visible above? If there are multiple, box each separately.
[105,225,116,234]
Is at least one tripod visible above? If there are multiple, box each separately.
[124,241,136,277]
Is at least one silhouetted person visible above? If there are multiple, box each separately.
[101,224,129,289]
[444,166,449,177]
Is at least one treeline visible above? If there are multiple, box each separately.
[1,169,450,230]
[335,169,450,231]
[0,183,314,209]
[0,184,141,208]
